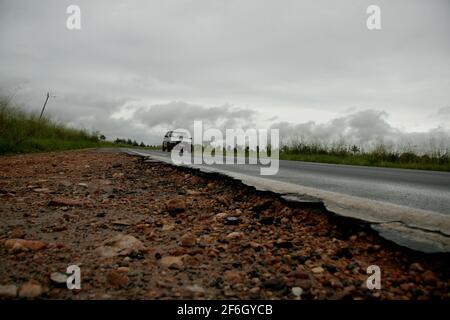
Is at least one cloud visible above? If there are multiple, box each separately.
[272,109,450,153]
[0,1,449,146]
[132,101,256,131]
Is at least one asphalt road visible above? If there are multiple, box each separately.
[135,150,450,216]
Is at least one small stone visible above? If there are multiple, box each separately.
[323,264,337,274]
[18,280,43,298]
[95,234,145,258]
[213,212,228,222]
[311,266,324,274]
[226,232,243,240]
[48,197,83,207]
[185,284,205,294]
[117,267,130,273]
[166,198,186,214]
[180,234,197,247]
[107,270,129,287]
[224,270,243,283]
[9,228,26,239]
[77,183,88,188]
[288,271,310,279]
[33,188,51,193]
[274,240,293,249]
[5,239,46,253]
[159,256,184,269]
[422,270,438,285]
[217,195,232,207]
[50,272,68,286]
[0,285,18,298]
[224,217,241,225]
[262,278,286,291]
[410,262,424,272]
[52,225,67,232]
[291,287,303,297]
[294,279,312,290]
[162,223,175,231]
[280,217,290,224]
[249,287,260,294]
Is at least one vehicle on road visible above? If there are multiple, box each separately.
[162,131,191,152]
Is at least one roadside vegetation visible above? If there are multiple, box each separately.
[279,142,450,171]
[0,96,157,154]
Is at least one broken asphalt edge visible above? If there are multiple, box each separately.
[122,148,450,254]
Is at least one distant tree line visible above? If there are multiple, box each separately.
[113,138,149,148]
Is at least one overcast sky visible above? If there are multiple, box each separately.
[0,0,449,148]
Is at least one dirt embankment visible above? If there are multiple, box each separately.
[0,150,448,299]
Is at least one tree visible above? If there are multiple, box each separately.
[99,134,106,140]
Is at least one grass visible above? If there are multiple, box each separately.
[279,144,450,172]
[0,96,158,154]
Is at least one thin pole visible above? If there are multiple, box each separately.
[39,92,50,120]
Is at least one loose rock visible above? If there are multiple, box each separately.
[0,284,18,298]
[166,198,186,214]
[18,280,44,298]
[4,239,46,253]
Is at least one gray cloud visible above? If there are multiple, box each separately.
[0,0,449,145]
[133,101,256,131]
[273,109,450,154]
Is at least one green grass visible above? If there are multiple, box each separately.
[279,150,450,171]
[0,96,159,155]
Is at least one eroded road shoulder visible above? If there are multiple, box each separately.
[0,150,449,299]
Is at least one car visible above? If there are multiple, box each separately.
[162,130,192,152]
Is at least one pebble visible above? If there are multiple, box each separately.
[226,232,243,239]
[410,262,424,272]
[224,217,241,225]
[18,280,44,298]
[422,270,438,285]
[312,266,325,274]
[291,287,303,297]
[95,234,145,258]
[166,198,186,214]
[262,278,286,290]
[0,284,18,298]
[213,212,228,222]
[117,267,130,273]
[33,188,51,193]
[249,287,260,294]
[180,234,197,247]
[5,239,46,253]
[107,270,129,287]
[224,270,243,283]
[185,284,205,294]
[159,256,184,269]
[48,197,83,207]
[50,272,68,286]
[9,228,26,239]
